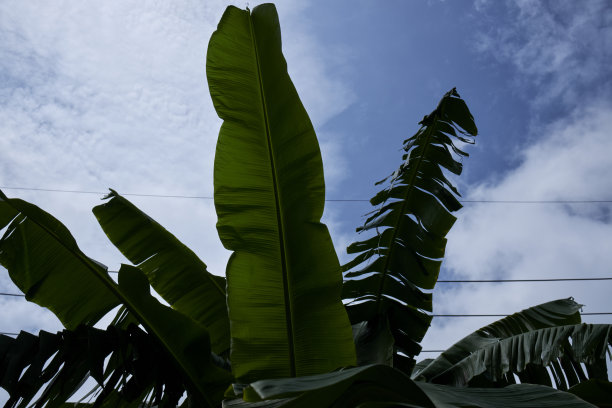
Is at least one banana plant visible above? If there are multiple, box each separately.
[341,85,477,373]
[0,3,610,408]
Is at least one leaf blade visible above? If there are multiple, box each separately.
[207,4,355,382]
[415,298,601,386]
[92,190,230,355]
[342,89,477,369]
[416,382,597,408]
[0,190,119,329]
[0,191,229,406]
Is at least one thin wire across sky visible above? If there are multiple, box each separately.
[2,186,612,203]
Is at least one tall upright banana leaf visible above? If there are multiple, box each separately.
[342,88,477,371]
[207,4,356,382]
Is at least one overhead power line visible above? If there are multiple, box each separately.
[459,200,612,204]
[437,277,612,283]
[0,186,214,200]
[1,186,612,204]
[0,292,25,297]
[2,292,611,316]
[433,312,612,317]
[0,275,610,300]
[0,277,610,299]
[3,313,612,339]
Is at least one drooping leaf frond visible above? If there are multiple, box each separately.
[0,190,120,329]
[416,382,596,408]
[342,88,477,371]
[0,191,231,406]
[414,298,612,391]
[414,298,583,383]
[0,325,228,408]
[93,190,230,356]
[421,323,612,389]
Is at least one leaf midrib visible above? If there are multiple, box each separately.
[247,9,296,377]
[375,110,443,315]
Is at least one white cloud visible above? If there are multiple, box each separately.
[0,1,354,258]
[0,0,355,357]
[474,0,612,108]
[421,101,612,359]
[0,2,357,400]
[414,1,612,379]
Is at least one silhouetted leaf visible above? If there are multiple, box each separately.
[207,4,355,382]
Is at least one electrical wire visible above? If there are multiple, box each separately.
[0,277,609,298]
[437,277,612,283]
[1,291,610,317]
[432,312,612,317]
[2,186,612,204]
[0,292,25,297]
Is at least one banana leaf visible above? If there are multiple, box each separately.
[115,265,232,405]
[0,190,119,328]
[0,326,185,408]
[416,382,597,408]
[351,317,394,367]
[414,298,583,384]
[222,399,294,408]
[568,379,612,408]
[207,4,355,382]
[222,365,595,408]
[422,323,612,389]
[243,365,434,408]
[342,88,477,371]
[0,191,230,406]
[92,190,230,355]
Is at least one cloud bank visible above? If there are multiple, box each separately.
[421,1,612,366]
[0,1,355,336]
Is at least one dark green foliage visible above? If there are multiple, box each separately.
[0,325,205,407]
[93,190,230,356]
[207,4,356,383]
[568,379,612,408]
[0,3,609,408]
[414,298,583,383]
[0,190,119,329]
[423,323,611,389]
[342,88,477,371]
[416,382,598,408]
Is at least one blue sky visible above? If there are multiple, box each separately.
[1,0,611,397]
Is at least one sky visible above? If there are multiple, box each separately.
[1,0,611,397]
